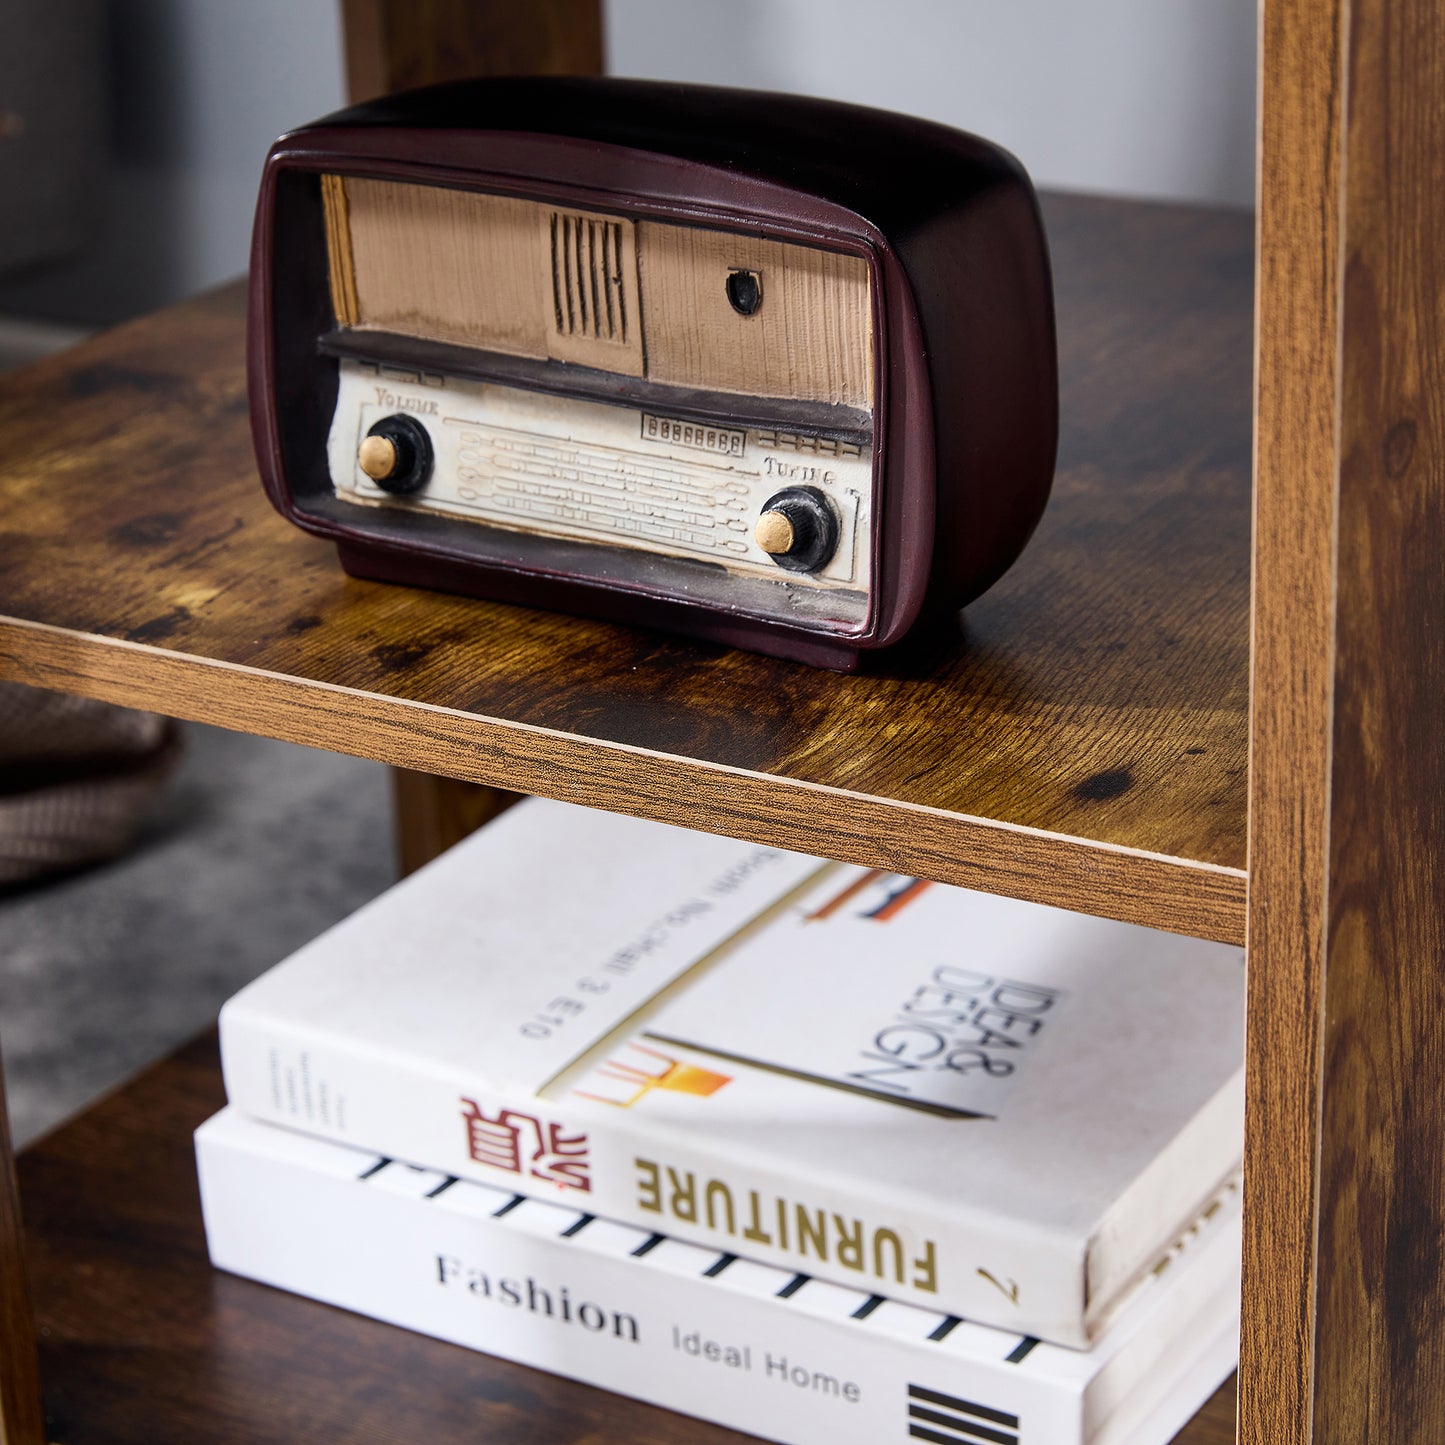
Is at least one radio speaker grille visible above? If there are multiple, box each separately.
[550,212,630,344]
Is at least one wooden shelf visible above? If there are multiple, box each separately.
[0,192,1252,944]
[3,190,1251,1443]
[17,1032,1236,1444]
[5,1,1438,1435]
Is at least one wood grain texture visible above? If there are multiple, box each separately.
[1314,0,1445,1437]
[342,180,649,375]
[0,616,1246,946]
[1247,1,1445,1441]
[319,174,358,328]
[393,770,519,877]
[334,175,864,395]
[343,178,551,359]
[1174,1382,1238,1445]
[0,194,1253,943]
[1241,1,1343,1438]
[0,1043,43,1445]
[341,0,604,106]
[637,222,873,406]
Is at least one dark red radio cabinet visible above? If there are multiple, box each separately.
[248,78,1057,670]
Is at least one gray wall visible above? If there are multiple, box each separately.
[608,0,1257,208]
[0,0,106,274]
[0,0,344,324]
[0,0,1255,325]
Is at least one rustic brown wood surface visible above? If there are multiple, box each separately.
[1176,1386,1238,1445]
[1247,1,1445,1442]
[340,0,605,105]
[0,193,1253,943]
[1314,0,1445,1425]
[15,1030,1233,1444]
[1239,1,1342,1437]
[0,1042,43,1445]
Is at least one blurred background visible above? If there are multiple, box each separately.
[0,0,1256,1146]
[1,0,1255,336]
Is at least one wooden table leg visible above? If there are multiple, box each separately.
[1246,2,1445,1440]
[342,0,605,880]
[340,0,604,103]
[0,1041,44,1445]
[391,771,521,876]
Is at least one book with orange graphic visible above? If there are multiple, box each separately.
[218,797,1243,1346]
[571,1042,732,1108]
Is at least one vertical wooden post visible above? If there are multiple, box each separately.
[336,0,604,875]
[0,1042,44,1445]
[392,769,519,877]
[1246,0,1445,1440]
[340,0,604,104]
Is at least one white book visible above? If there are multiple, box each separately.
[197,1106,1241,1445]
[218,797,1245,1345]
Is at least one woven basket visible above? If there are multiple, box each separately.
[0,683,182,885]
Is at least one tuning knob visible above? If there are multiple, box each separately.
[754,486,839,573]
[359,414,434,495]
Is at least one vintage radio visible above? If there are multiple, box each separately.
[248,78,1057,670]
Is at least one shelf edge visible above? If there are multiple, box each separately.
[0,615,1246,945]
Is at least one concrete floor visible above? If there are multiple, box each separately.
[0,722,393,1147]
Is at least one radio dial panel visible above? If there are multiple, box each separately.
[326,359,872,629]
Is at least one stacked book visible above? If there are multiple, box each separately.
[198,797,1246,1444]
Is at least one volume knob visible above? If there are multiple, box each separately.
[358,434,397,480]
[755,486,839,573]
[359,414,434,495]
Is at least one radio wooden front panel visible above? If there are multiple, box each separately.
[319,177,875,627]
[248,78,1058,669]
[329,177,873,404]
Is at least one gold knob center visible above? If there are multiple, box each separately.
[754,510,795,556]
[359,434,398,480]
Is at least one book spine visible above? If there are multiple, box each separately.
[196,1110,1235,1445]
[217,1009,1087,1340]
